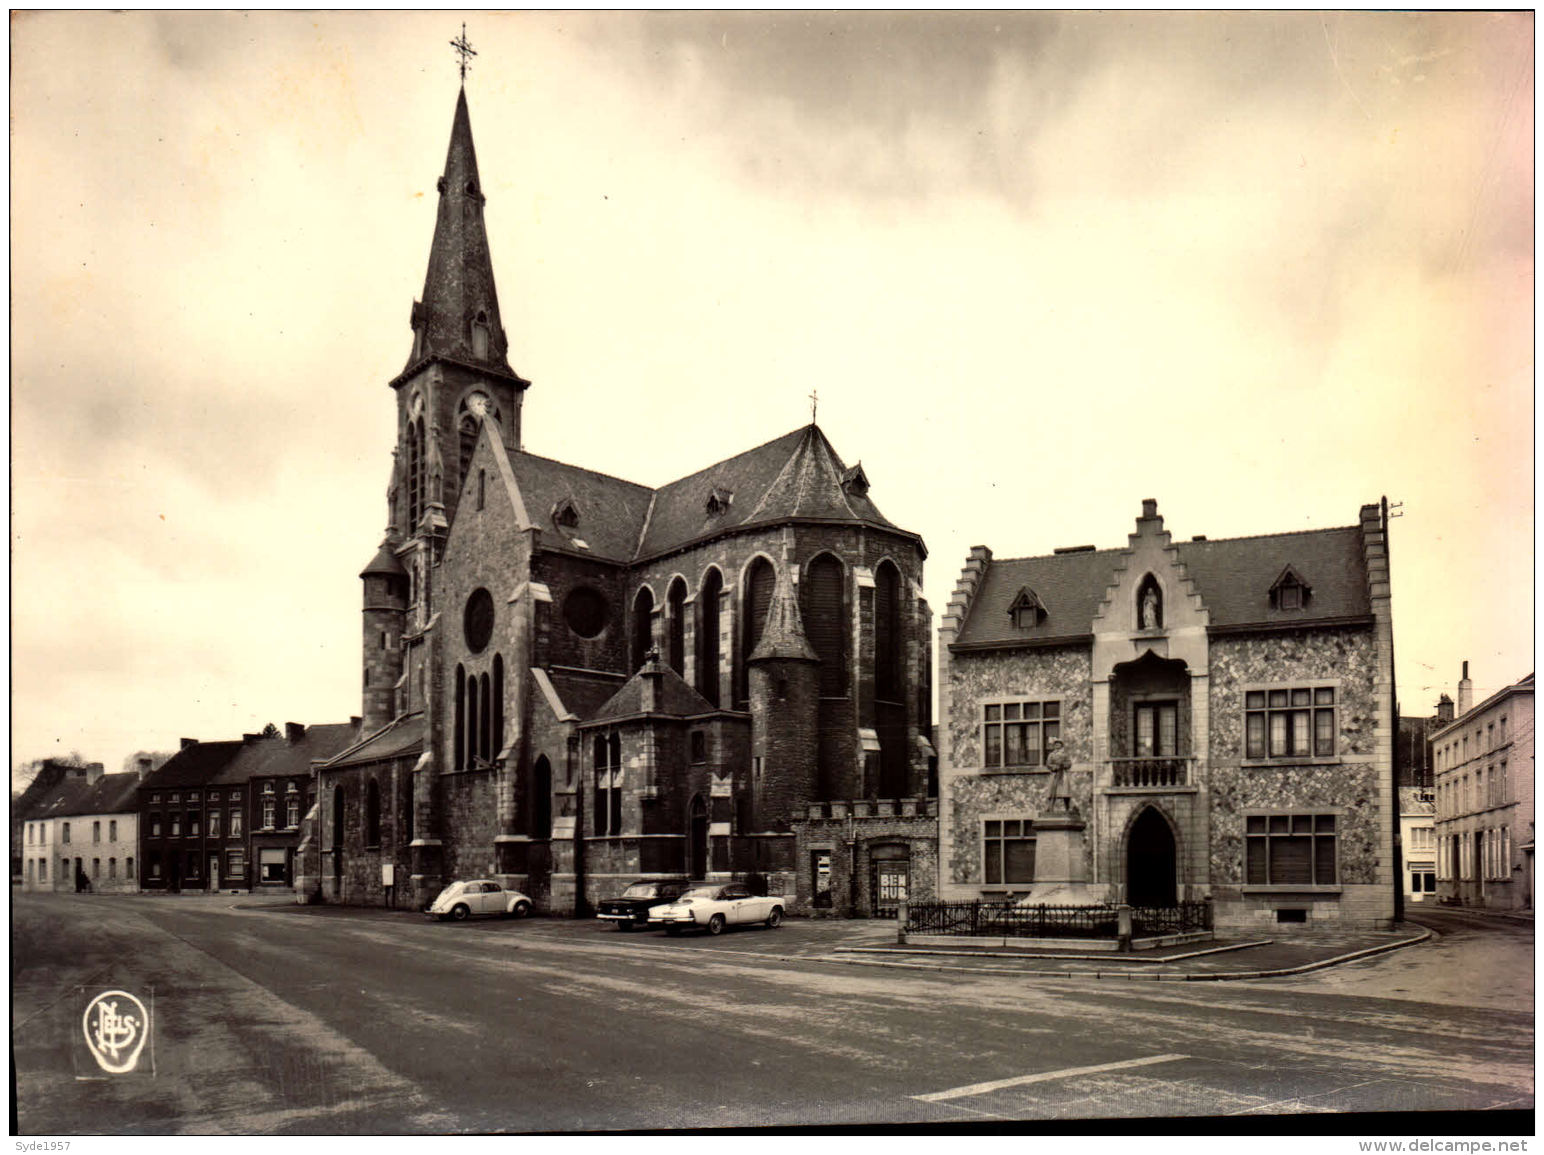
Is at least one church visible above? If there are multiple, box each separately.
[312,86,937,916]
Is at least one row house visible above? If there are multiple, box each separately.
[13,758,104,881]
[938,499,1399,931]
[139,722,357,892]
[1433,666,1534,909]
[21,771,142,893]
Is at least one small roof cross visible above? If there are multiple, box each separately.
[450,23,477,84]
[809,388,819,424]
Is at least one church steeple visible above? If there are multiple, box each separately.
[404,87,519,381]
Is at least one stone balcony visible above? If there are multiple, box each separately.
[1107,756,1194,791]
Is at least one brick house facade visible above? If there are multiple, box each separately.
[938,499,1399,931]
[317,87,935,915]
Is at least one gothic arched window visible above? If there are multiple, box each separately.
[697,569,723,706]
[666,578,687,676]
[874,561,903,702]
[632,587,655,672]
[739,558,775,706]
[803,554,847,697]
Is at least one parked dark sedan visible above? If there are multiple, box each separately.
[596,879,692,931]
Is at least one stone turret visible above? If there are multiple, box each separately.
[747,567,820,832]
[360,540,408,734]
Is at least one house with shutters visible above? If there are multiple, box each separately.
[937,498,1399,930]
[313,84,936,916]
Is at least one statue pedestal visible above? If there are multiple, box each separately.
[1022,811,1111,906]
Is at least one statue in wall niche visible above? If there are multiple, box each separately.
[1045,739,1075,814]
[1140,583,1162,630]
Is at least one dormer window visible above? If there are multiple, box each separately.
[554,499,580,529]
[705,486,733,517]
[1008,587,1047,630]
[1269,566,1312,612]
[841,463,870,498]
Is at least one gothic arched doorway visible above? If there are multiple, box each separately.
[688,795,709,880]
[1126,807,1177,907]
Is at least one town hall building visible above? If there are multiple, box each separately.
[313,86,936,915]
[936,499,1399,930]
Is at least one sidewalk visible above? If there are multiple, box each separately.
[828,924,1433,981]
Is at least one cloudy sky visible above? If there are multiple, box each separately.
[11,11,1533,774]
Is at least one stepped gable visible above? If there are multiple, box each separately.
[588,655,717,723]
[636,424,906,560]
[325,713,425,770]
[506,451,654,563]
[953,549,1122,647]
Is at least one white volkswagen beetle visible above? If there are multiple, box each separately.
[646,882,784,936]
[426,879,533,921]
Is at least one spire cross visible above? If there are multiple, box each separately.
[450,23,477,84]
[809,389,819,424]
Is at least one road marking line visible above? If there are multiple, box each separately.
[912,1053,1190,1103]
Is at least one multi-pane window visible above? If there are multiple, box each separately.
[983,820,1036,885]
[26,824,32,845]
[226,850,245,879]
[39,859,47,882]
[1134,702,1178,757]
[188,812,200,838]
[169,815,181,838]
[109,858,117,879]
[230,809,243,838]
[92,858,100,878]
[63,823,71,844]
[1245,687,1335,759]
[126,857,134,879]
[262,784,277,830]
[1500,716,1508,745]
[93,821,101,843]
[286,789,301,829]
[983,700,1061,769]
[150,814,162,837]
[208,810,220,839]
[109,820,117,842]
[1245,814,1337,885]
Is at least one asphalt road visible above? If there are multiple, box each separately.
[11,893,1533,1134]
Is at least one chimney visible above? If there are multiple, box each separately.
[1141,498,1159,519]
[286,722,306,743]
[1457,661,1473,717]
[243,732,262,743]
[85,762,105,785]
[181,737,198,750]
[350,716,362,731]
[1436,693,1454,725]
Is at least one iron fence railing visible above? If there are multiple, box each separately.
[904,899,1213,938]
[906,901,1120,938]
[1129,901,1213,935]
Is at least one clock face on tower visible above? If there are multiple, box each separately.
[465,391,491,419]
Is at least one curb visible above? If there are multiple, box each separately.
[819,927,1433,982]
[833,938,1276,964]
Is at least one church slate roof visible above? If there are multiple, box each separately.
[325,713,425,770]
[586,657,718,724]
[546,670,631,723]
[637,424,905,560]
[505,451,655,564]
[954,526,1371,648]
[501,424,917,568]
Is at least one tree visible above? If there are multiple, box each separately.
[260,722,281,739]
[122,751,175,776]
